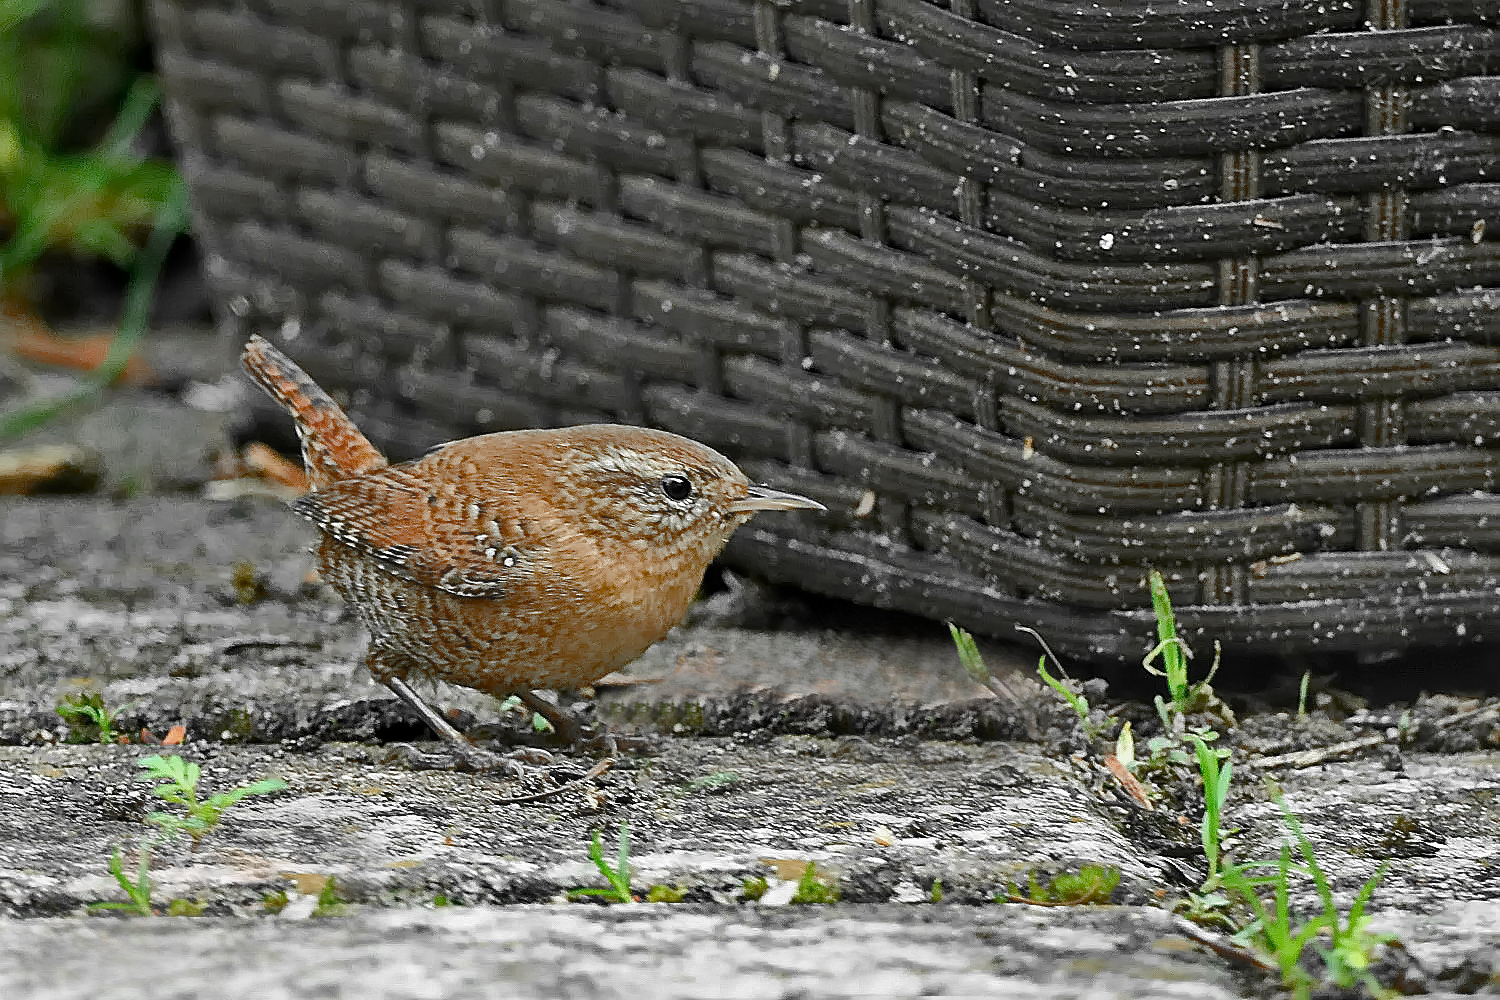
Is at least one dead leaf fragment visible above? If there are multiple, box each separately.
[242,442,309,492]
[206,442,310,500]
[760,858,814,881]
[0,444,100,495]
[2,309,152,384]
[1104,753,1153,810]
[282,873,332,896]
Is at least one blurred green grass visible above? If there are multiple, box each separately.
[0,0,190,439]
[0,0,186,284]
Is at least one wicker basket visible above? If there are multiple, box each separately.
[147,0,1500,662]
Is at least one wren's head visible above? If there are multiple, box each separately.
[556,426,823,560]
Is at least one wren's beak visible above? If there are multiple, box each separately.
[729,484,826,514]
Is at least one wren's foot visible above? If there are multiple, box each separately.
[396,740,615,805]
[385,676,553,775]
[399,742,554,777]
[574,728,654,757]
[384,677,619,802]
[516,690,652,757]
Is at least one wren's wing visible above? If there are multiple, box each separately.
[288,466,517,597]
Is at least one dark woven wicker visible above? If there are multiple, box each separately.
[147,0,1500,662]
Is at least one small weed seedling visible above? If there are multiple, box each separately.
[1215,788,1396,1000]
[1118,574,1236,803]
[311,877,347,918]
[1036,654,1091,728]
[559,823,691,905]
[1143,571,1231,726]
[92,755,285,915]
[1187,732,1234,884]
[1001,865,1121,907]
[948,622,1024,707]
[91,851,205,918]
[91,847,154,916]
[56,691,127,744]
[740,876,769,902]
[949,622,1112,740]
[140,754,287,848]
[568,823,636,903]
[789,862,839,904]
[1136,576,1240,900]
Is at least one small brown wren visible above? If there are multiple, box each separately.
[241,336,823,774]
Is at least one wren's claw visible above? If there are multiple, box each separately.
[574,728,653,757]
[386,677,558,776]
[396,742,617,806]
[514,690,651,757]
[397,742,551,777]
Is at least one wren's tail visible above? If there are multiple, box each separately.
[240,335,387,491]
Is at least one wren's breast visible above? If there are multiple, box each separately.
[315,533,702,694]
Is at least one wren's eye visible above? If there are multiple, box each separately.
[660,474,694,503]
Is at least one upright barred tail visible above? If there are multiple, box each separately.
[240,335,387,490]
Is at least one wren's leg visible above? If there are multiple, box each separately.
[386,676,555,775]
[516,690,586,744]
[365,650,552,776]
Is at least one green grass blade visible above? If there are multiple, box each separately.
[0,180,187,439]
[1347,864,1389,928]
[98,76,160,161]
[614,822,632,897]
[947,622,987,683]
[1146,570,1189,701]
[1275,793,1338,922]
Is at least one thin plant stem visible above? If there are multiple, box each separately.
[0,184,187,439]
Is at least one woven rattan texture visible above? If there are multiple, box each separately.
[149,0,1500,660]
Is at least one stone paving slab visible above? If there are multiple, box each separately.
[2,495,1498,998]
[3,906,1248,1000]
